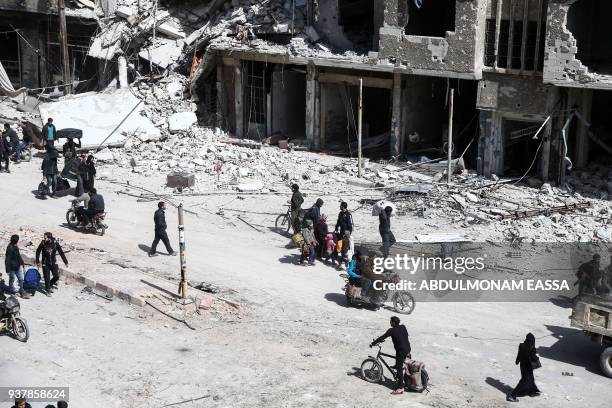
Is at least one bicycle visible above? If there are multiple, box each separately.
[361,341,429,392]
[275,204,305,234]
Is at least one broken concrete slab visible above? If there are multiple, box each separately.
[237,180,264,192]
[38,88,160,147]
[139,39,185,69]
[167,111,197,133]
[167,172,195,188]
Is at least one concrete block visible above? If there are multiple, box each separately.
[167,111,197,133]
[167,172,195,188]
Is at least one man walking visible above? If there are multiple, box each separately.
[379,206,396,257]
[371,316,411,395]
[289,184,304,233]
[35,232,68,296]
[42,118,57,148]
[334,201,353,236]
[5,235,29,299]
[4,124,19,161]
[149,202,176,257]
[41,148,59,196]
[0,124,10,173]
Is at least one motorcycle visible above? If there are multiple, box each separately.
[340,270,415,314]
[0,295,29,342]
[65,200,108,236]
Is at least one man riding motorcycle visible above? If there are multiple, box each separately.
[347,253,372,300]
[84,188,105,227]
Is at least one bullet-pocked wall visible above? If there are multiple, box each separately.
[377,0,488,77]
[544,0,612,90]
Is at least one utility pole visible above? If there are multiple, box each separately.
[447,88,454,184]
[357,78,363,177]
[58,0,71,94]
[178,204,187,300]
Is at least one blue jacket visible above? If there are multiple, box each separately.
[347,259,361,279]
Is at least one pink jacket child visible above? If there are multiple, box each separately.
[325,233,336,254]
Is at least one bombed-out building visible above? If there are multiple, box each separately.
[0,0,114,93]
[188,0,611,184]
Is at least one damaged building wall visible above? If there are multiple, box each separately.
[477,72,554,178]
[544,0,612,89]
[378,0,487,78]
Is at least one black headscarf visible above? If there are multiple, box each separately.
[524,333,535,350]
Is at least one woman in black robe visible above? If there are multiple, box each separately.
[508,332,541,402]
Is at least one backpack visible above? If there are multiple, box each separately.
[37,181,49,197]
[23,268,41,292]
[56,177,70,191]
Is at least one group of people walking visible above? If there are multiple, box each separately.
[290,184,355,267]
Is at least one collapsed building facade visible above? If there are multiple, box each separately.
[2,1,610,186]
[185,0,611,185]
[0,0,116,93]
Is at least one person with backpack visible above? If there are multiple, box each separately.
[302,198,323,228]
[4,234,29,299]
[371,316,412,395]
[334,202,353,236]
[35,232,68,296]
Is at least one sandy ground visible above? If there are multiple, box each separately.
[0,157,610,408]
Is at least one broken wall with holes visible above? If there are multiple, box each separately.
[378,0,487,77]
[544,0,612,90]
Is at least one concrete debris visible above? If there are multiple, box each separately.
[94,148,115,162]
[168,111,198,133]
[167,172,195,189]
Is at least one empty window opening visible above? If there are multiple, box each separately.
[271,68,306,140]
[484,0,547,71]
[244,61,268,140]
[567,0,612,75]
[405,0,455,37]
[0,28,20,86]
[503,119,542,176]
[400,77,478,168]
[338,0,375,51]
[321,81,391,158]
[587,90,612,162]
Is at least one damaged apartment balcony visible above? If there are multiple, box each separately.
[377,0,487,79]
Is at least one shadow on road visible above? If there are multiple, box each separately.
[548,295,574,309]
[278,254,301,264]
[537,325,602,375]
[485,377,513,395]
[138,244,151,253]
[324,292,349,307]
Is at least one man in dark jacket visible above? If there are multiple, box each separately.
[84,188,105,226]
[379,206,396,257]
[42,118,57,148]
[85,155,96,192]
[289,184,304,233]
[371,316,411,395]
[4,124,19,160]
[35,232,68,296]
[302,198,323,227]
[62,137,81,161]
[334,201,353,236]
[149,202,176,257]
[0,124,11,172]
[42,148,59,196]
[5,234,29,298]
